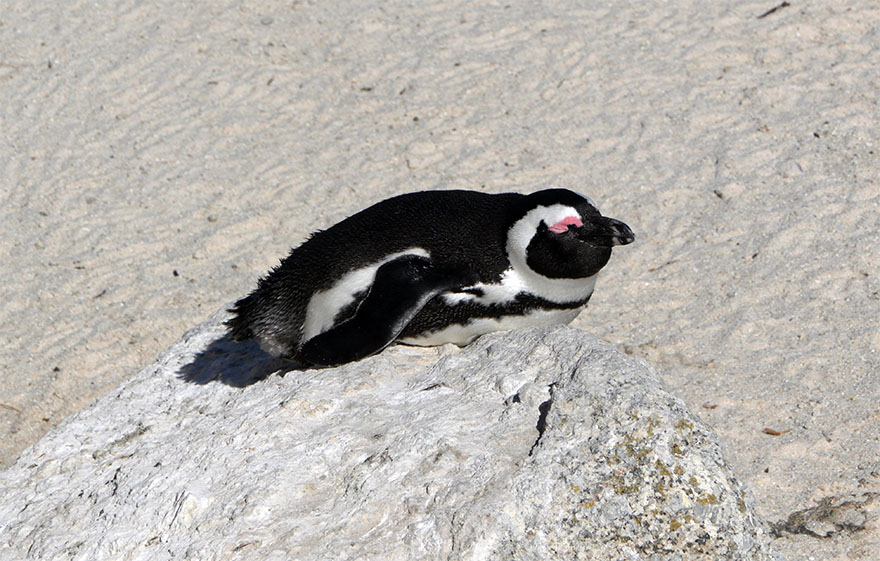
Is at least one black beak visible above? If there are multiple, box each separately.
[578,217,635,247]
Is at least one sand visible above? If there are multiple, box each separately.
[1,1,877,559]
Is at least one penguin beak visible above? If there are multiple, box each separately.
[578,217,635,247]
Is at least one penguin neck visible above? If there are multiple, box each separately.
[500,267,599,305]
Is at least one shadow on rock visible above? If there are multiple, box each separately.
[178,335,303,387]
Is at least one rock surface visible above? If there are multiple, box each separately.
[0,312,779,560]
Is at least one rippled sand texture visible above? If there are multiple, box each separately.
[1,1,878,559]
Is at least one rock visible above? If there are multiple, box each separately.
[0,310,780,560]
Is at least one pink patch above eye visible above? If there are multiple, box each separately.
[548,216,583,234]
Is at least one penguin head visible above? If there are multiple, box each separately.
[507,189,634,280]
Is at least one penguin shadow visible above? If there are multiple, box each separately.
[178,335,305,387]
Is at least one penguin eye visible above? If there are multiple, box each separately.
[547,216,583,234]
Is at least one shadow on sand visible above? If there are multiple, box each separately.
[178,335,306,387]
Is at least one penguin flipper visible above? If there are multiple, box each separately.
[300,255,473,367]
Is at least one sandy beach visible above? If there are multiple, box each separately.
[2,1,878,558]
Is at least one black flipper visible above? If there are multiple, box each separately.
[300,255,475,367]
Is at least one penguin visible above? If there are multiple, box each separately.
[226,189,634,367]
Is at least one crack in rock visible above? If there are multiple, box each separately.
[528,392,554,457]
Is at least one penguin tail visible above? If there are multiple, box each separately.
[225,294,257,341]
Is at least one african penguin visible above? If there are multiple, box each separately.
[226,189,634,367]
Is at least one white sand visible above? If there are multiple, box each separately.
[1,1,877,558]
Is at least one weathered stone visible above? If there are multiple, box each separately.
[0,310,780,560]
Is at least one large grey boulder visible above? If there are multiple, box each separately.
[0,311,780,560]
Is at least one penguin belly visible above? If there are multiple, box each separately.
[398,306,583,347]
[397,270,595,347]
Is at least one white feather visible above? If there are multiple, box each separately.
[302,247,430,340]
